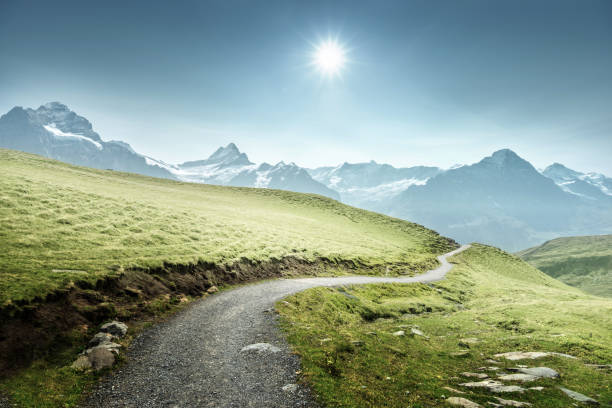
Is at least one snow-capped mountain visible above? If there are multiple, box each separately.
[309,161,441,210]
[542,163,612,200]
[0,102,176,180]
[169,143,340,199]
[386,149,612,251]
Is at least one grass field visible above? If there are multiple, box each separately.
[0,148,453,305]
[279,244,612,407]
[517,235,612,297]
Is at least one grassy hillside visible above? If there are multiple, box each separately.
[279,244,612,407]
[0,148,454,306]
[517,235,612,297]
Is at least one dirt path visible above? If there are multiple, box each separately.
[83,245,471,408]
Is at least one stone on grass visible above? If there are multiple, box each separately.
[392,330,405,337]
[88,332,114,347]
[461,372,488,379]
[497,373,538,382]
[446,396,482,407]
[87,347,116,371]
[493,351,576,361]
[460,380,525,393]
[90,342,122,355]
[516,367,559,379]
[528,387,544,391]
[410,328,426,337]
[71,355,92,371]
[558,387,599,405]
[451,350,471,357]
[240,343,281,353]
[494,397,532,407]
[100,321,128,337]
[207,285,219,294]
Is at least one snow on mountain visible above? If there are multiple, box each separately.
[542,163,612,199]
[43,124,103,150]
[309,160,440,209]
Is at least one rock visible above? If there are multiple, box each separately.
[460,380,525,393]
[446,396,482,407]
[350,340,364,346]
[486,359,501,364]
[87,347,116,370]
[90,342,122,355]
[320,338,332,343]
[461,372,489,379]
[100,321,128,337]
[558,387,599,405]
[528,387,544,391]
[88,332,114,347]
[516,367,559,378]
[392,330,405,336]
[443,386,465,394]
[410,328,428,338]
[494,351,577,361]
[281,384,298,393]
[451,350,471,357]
[497,374,538,382]
[240,343,281,353]
[494,397,532,407]
[71,355,92,370]
[207,286,219,294]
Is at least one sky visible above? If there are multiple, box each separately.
[1,0,611,173]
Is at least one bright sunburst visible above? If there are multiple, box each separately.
[312,39,347,77]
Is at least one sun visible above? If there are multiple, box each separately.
[313,39,346,76]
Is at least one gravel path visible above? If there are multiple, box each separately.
[83,245,471,408]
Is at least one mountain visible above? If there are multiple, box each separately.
[542,163,612,200]
[0,103,339,200]
[172,144,340,199]
[309,161,441,210]
[517,235,612,297]
[386,149,612,251]
[0,102,176,179]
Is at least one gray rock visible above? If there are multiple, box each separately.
[392,330,405,336]
[89,342,122,355]
[71,355,92,371]
[460,380,525,393]
[528,387,544,391]
[240,343,281,353]
[446,396,482,407]
[517,367,559,378]
[89,332,115,347]
[451,350,471,357]
[494,397,532,407]
[87,347,116,371]
[497,373,538,382]
[558,387,599,405]
[281,384,298,393]
[461,372,489,379]
[100,321,128,337]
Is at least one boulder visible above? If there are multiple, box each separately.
[461,372,488,379]
[100,321,128,337]
[494,397,532,407]
[460,379,525,393]
[446,397,482,407]
[71,355,92,371]
[497,373,538,382]
[493,351,576,361]
[516,367,559,379]
[558,387,599,405]
[88,332,114,347]
[392,330,405,337]
[87,347,115,371]
[207,286,219,294]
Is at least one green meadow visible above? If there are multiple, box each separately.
[279,244,612,407]
[518,235,612,297]
[0,148,453,305]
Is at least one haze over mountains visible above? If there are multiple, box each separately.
[1,102,611,251]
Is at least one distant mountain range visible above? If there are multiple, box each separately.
[1,102,611,251]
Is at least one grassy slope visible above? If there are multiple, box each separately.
[517,235,612,297]
[279,244,612,407]
[0,148,453,305]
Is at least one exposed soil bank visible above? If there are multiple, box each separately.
[0,255,411,376]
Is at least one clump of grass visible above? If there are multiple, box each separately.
[0,149,454,305]
[279,244,612,407]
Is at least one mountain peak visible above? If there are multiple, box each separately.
[481,149,532,168]
[180,143,253,168]
[38,101,69,112]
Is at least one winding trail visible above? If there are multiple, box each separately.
[84,245,471,408]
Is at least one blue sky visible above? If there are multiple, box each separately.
[1,0,611,173]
